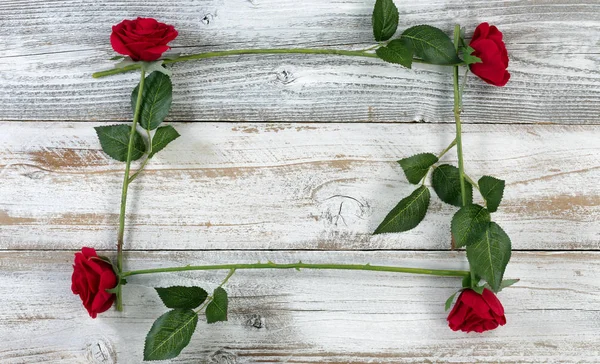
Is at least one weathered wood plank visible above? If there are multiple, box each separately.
[1,122,598,251]
[0,0,598,123]
[0,250,598,363]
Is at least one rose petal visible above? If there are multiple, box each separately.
[160,27,178,44]
[109,18,178,61]
[469,22,509,87]
[71,267,83,294]
[85,257,110,277]
[110,32,132,57]
[136,17,159,31]
[459,290,495,320]
[140,45,171,61]
[448,300,470,331]
[471,38,502,62]
[470,60,508,86]
[80,247,97,259]
[495,313,507,326]
[124,41,161,61]
[98,267,118,291]
[483,319,500,332]
[487,25,504,43]
[472,22,490,41]
[90,271,117,315]
[81,263,100,294]
[481,289,505,316]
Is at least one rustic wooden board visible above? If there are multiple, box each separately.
[1,122,599,251]
[0,0,599,123]
[0,250,598,363]
[2,1,599,362]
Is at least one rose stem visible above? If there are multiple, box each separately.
[420,138,457,185]
[452,25,468,207]
[92,48,463,78]
[115,66,146,311]
[452,25,478,284]
[120,262,469,278]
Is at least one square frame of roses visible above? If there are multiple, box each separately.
[73,0,516,360]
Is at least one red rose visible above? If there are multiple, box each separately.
[110,17,178,62]
[469,23,510,87]
[71,247,118,318]
[447,288,506,333]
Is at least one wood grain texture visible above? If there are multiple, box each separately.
[1,122,599,251]
[2,1,599,362]
[1,0,599,123]
[0,250,598,363]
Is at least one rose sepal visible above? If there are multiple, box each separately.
[113,58,172,77]
[105,278,128,294]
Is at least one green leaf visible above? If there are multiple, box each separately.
[460,46,482,65]
[376,39,413,69]
[499,278,520,291]
[445,291,459,311]
[451,204,490,248]
[397,153,438,184]
[95,124,146,162]
[155,286,208,309]
[373,185,430,234]
[206,287,228,324]
[467,222,512,292]
[478,176,505,213]
[144,309,198,361]
[372,0,399,42]
[150,125,181,158]
[432,164,473,207]
[400,25,462,65]
[132,71,173,131]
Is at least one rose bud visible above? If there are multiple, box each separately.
[447,288,506,333]
[110,17,178,62]
[469,22,510,87]
[71,247,118,318]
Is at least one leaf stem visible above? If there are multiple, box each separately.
[120,262,469,278]
[115,67,146,310]
[195,295,212,314]
[463,173,480,192]
[128,129,153,183]
[437,138,457,159]
[128,158,149,183]
[92,48,438,78]
[362,44,379,52]
[218,269,236,288]
[194,270,235,315]
[421,138,457,185]
[452,25,468,208]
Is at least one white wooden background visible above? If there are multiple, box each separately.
[1,0,600,363]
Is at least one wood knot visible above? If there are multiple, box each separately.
[209,349,237,364]
[320,195,370,227]
[201,13,215,25]
[245,313,265,329]
[275,68,296,85]
[85,338,116,364]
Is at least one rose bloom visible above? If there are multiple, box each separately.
[469,22,510,87]
[110,17,178,62]
[71,247,118,318]
[447,288,506,333]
